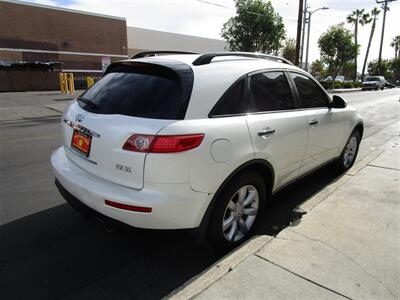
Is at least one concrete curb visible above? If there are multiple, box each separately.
[45,102,71,113]
[168,235,273,300]
[327,88,362,94]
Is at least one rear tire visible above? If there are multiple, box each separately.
[208,171,267,251]
[335,130,360,173]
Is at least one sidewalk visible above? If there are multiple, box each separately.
[0,91,82,122]
[171,121,400,299]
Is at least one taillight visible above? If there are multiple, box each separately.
[123,135,154,152]
[123,134,204,153]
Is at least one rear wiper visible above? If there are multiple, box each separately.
[77,96,97,108]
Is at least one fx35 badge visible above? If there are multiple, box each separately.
[116,164,132,173]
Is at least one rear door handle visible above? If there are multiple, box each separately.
[309,119,319,126]
[258,129,276,138]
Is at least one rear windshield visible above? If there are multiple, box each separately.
[365,77,379,81]
[78,64,192,120]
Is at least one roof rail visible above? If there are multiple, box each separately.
[192,52,294,66]
[131,51,198,59]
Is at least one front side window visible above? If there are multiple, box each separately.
[210,79,246,117]
[290,73,329,108]
[248,71,295,113]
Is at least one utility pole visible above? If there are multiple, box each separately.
[300,0,308,68]
[305,11,311,71]
[376,0,396,75]
[295,0,304,66]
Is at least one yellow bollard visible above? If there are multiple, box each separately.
[68,73,75,95]
[86,76,94,88]
[89,76,94,88]
[59,73,65,94]
[63,73,69,94]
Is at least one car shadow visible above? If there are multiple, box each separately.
[257,163,345,236]
[0,164,344,300]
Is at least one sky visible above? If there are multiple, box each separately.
[27,0,400,71]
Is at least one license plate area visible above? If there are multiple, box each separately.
[71,129,92,157]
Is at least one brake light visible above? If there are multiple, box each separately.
[123,134,204,153]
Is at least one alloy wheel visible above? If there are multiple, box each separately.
[222,185,259,242]
[343,136,358,168]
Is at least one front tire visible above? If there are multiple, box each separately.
[335,130,360,172]
[208,171,266,251]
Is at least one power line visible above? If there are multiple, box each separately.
[195,0,234,10]
[195,0,297,22]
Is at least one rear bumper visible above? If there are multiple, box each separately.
[51,147,213,229]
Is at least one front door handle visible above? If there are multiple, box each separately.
[258,129,276,138]
[309,119,319,126]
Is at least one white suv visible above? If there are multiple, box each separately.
[51,52,363,249]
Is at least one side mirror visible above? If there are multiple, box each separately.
[329,95,347,109]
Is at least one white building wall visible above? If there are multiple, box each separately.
[127,26,228,56]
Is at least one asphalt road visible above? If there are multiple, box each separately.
[0,89,399,299]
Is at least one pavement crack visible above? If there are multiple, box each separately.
[288,229,398,298]
[367,164,400,172]
[254,254,353,299]
[273,236,305,243]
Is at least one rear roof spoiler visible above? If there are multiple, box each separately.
[192,52,294,66]
[131,51,198,59]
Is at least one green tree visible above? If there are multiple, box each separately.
[341,61,356,80]
[281,38,296,64]
[347,9,371,82]
[318,24,358,89]
[309,59,326,80]
[390,35,400,58]
[390,58,400,79]
[361,7,380,81]
[368,59,392,78]
[221,0,285,53]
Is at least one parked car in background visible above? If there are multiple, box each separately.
[386,79,400,86]
[51,51,363,250]
[361,76,385,90]
[385,81,396,89]
[324,75,345,83]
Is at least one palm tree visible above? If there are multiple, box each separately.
[347,9,371,82]
[390,35,400,58]
[361,7,381,81]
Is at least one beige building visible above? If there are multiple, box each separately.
[127,26,228,57]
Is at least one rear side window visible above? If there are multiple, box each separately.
[290,72,329,108]
[210,79,246,117]
[248,72,295,112]
[78,64,192,120]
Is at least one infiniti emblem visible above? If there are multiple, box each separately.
[75,114,85,122]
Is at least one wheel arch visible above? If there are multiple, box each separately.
[193,159,275,244]
[353,121,364,139]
